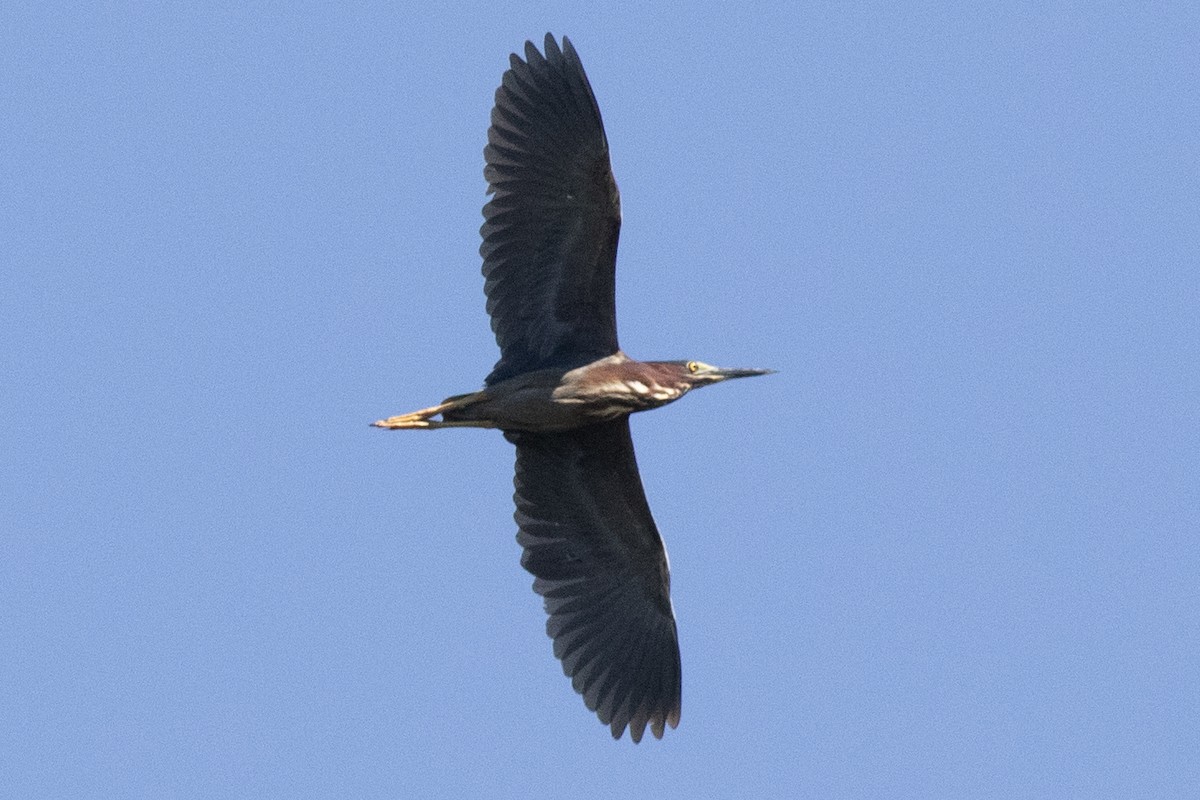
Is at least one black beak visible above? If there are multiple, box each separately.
[712,367,776,381]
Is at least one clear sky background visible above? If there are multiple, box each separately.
[4,2,1198,798]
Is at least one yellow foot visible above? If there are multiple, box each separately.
[372,418,496,430]
[371,392,493,430]
[371,415,434,429]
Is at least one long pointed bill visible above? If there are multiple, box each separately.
[710,367,776,381]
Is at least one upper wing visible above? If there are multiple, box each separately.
[481,34,622,386]
[506,418,681,742]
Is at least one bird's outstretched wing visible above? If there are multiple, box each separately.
[481,34,622,386]
[506,418,681,742]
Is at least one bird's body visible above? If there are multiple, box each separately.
[443,353,687,431]
[375,34,770,742]
[400,353,762,432]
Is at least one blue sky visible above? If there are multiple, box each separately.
[4,2,1198,797]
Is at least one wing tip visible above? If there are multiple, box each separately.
[611,705,681,743]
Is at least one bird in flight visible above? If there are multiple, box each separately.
[375,34,771,742]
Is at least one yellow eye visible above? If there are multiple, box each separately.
[687,361,700,373]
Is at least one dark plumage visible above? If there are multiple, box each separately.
[374,34,770,742]
[480,36,621,385]
[509,417,680,741]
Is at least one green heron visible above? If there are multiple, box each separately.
[374,34,771,742]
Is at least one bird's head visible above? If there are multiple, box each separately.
[668,360,775,389]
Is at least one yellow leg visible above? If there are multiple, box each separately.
[371,391,493,430]
[372,417,497,430]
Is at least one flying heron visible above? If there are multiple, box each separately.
[374,34,771,742]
